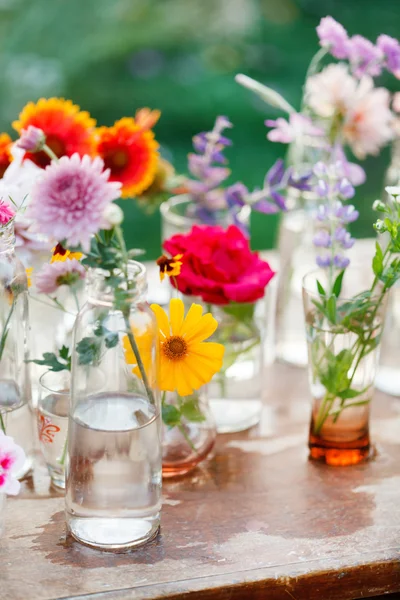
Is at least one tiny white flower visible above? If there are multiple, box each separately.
[103,203,124,228]
[385,186,400,198]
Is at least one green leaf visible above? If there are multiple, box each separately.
[180,398,206,422]
[29,351,70,372]
[105,332,119,349]
[76,337,101,366]
[372,241,384,277]
[221,302,255,324]
[332,270,345,298]
[337,388,365,400]
[316,280,326,297]
[162,403,181,428]
[327,295,337,324]
[59,345,70,361]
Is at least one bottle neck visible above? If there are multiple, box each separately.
[87,261,148,307]
[0,221,16,254]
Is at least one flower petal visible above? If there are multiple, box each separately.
[189,342,225,369]
[185,313,219,344]
[169,298,184,335]
[175,362,195,397]
[150,304,170,339]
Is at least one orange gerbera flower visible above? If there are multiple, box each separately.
[96,115,159,198]
[0,133,13,178]
[12,98,96,168]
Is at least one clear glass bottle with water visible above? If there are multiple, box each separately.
[65,261,162,550]
[0,220,33,478]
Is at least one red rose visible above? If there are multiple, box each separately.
[163,225,275,305]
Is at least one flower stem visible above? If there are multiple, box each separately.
[0,412,5,434]
[123,313,155,406]
[58,436,68,467]
[178,423,198,454]
[43,144,59,163]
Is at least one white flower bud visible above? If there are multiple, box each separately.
[103,203,124,228]
[372,199,386,212]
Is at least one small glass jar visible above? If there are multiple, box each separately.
[160,194,250,241]
[208,302,264,433]
[37,370,70,490]
[162,389,216,477]
[0,220,33,479]
[303,268,387,466]
[65,261,162,550]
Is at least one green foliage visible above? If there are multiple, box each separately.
[162,394,205,428]
[30,345,71,372]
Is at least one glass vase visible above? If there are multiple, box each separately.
[37,370,70,490]
[160,194,250,241]
[275,135,330,367]
[65,261,162,550]
[0,220,33,479]
[162,389,216,477]
[303,268,387,466]
[208,302,263,433]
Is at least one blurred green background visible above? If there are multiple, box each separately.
[0,0,398,258]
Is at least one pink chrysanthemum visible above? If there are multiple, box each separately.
[36,258,86,294]
[28,153,122,251]
[0,431,26,495]
[17,125,46,152]
[0,200,15,225]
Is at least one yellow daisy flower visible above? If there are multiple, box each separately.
[150,298,224,397]
[25,267,33,288]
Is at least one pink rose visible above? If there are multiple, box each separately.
[163,225,275,305]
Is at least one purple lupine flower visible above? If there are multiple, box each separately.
[316,179,329,197]
[314,162,327,178]
[316,255,332,268]
[313,230,332,248]
[336,204,359,223]
[225,182,248,209]
[337,177,355,200]
[316,16,349,59]
[333,255,350,269]
[348,35,384,78]
[265,158,285,187]
[331,145,366,186]
[287,170,313,191]
[377,34,400,75]
[334,227,355,249]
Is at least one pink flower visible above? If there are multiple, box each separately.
[36,258,86,294]
[17,126,45,152]
[305,64,358,119]
[348,35,383,78]
[342,77,393,159]
[0,431,26,495]
[316,17,349,59]
[265,113,324,144]
[0,200,15,225]
[14,215,51,268]
[306,64,393,158]
[28,154,122,251]
[377,34,400,77]
[164,225,275,305]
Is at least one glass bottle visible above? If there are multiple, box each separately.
[65,261,162,550]
[0,220,33,478]
[162,389,216,477]
[376,139,400,395]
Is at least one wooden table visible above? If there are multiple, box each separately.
[2,362,400,600]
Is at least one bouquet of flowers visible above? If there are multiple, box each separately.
[236,16,400,191]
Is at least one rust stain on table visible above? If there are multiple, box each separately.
[2,363,400,600]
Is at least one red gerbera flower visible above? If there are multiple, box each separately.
[12,98,96,168]
[96,112,159,198]
[0,133,13,178]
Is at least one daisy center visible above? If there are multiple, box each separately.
[163,336,188,361]
[104,149,130,172]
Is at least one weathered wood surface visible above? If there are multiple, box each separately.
[2,362,400,600]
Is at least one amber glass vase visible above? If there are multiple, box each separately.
[162,390,216,477]
[303,269,387,466]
